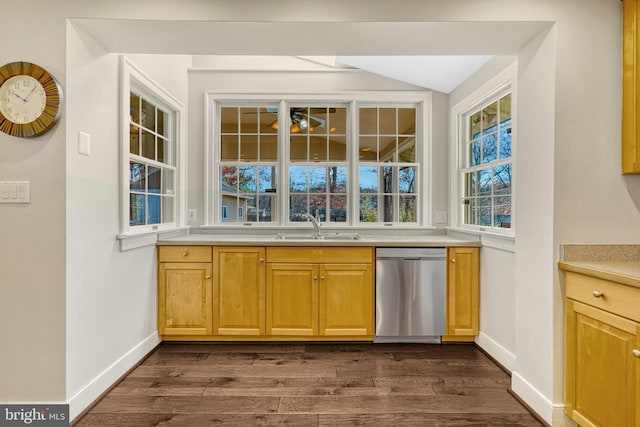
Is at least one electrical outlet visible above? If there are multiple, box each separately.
[188,209,197,221]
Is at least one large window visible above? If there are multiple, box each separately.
[208,95,428,227]
[120,57,185,237]
[458,89,513,231]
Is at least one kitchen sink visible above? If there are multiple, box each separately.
[272,233,364,241]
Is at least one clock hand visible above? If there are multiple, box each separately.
[23,85,37,101]
[13,92,27,102]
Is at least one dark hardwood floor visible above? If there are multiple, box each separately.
[74,343,544,426]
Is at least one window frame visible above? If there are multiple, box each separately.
[449,63,516,237]
[205,92,431,229]
[119,56,187,239]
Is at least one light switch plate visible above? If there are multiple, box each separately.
[188,209,197,221]
[0,181,30,204]
[78,131,91,156]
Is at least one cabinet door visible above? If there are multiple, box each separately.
[266,263,318,336]
[566,299,638,427]
[214,247,265,336]
[446,247,479,338]
[623,0,640,174]
[319,263,373,337]
[158,262,212,335]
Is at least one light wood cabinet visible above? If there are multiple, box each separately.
[213,246,266,336]
[623,0,640,174]
[444,247,479,342]
[158,246,213,336]
[565,271,640,427]
[266,247,374,339]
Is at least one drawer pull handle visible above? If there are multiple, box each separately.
[592,290,604,298]
[633,349,640,358]
[182,251,188,257]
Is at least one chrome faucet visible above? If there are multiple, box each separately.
[301,212,323,239]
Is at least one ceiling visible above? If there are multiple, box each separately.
[73,19,551,93]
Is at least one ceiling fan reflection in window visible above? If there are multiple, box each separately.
[244,107,336,133]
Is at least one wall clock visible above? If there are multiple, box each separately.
[0,61,62,138]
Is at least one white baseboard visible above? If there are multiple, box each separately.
[511,371,555,425]
[474,332,516,372]
[67,332,160,422]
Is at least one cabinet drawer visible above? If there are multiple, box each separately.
[159,246,212,263]
[266,247,373,264]
[566,271,640,322]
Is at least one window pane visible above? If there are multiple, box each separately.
[257,195,274,222]
[464,198,475,225]
[163,168,174,195]
[482,132,497,163]
[359,108,377,134]
[328,135,346,161]
[482,101,497,132]
[398,108,416,134]
[162,196,174,223]
[258,166,277,193]
[157,110,167,137]
[330,107,347,134]
[499,94,512,124]
[478,168,492,195]
[383,166,394,193]
[464,172,476,197]
[220,166,238,192]
[359,136,377,161]
[470,140,481,166]
[469,112,481,140]
[399,166,415,193]
[220,135,238,161]
[494,196,511,228]
[290,194,308,221]
[129,127,140,155]
[359,167,378,193]
[398,137,415,162]
[379,108,396,135]
[383,194,394,222]
[289,166,307,193]
[309,194,326,219]
[328,166,347,193]
[330,195,347,222]
[309,135,327,162]
[157,136,168,164]
[130,162,145,191]
[260,107,278,134]
[240,135,258,161]
[399,195,416,223]
[477,197,491,226]
[239,166,256,192]
[379,136,396,162]
[141,99,155,131]
[130,93,140,123]
[240,107,258,133]
[261,135,277,161]
[290,135,307,161]
[500,127,512,159]
[129,194,145,226]
[309,167,326,193]
[493,164,511,195]
[220,107,238,133]
[148,166,161,194]
[142,130,155,160]
[360,195,378,222]
[147,195,161,224]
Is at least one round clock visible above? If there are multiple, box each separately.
[0,61,62,138]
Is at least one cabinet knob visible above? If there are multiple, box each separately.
[633,349,640,358]
[450,258,456,263]
[259,258,265,263]
[206,275,211,280]
[320,276,325,280]
[592,290,604,298]
[182,251,188,257]
[313,276,318,280]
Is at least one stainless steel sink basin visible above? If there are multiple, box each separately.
[272,233,364,241]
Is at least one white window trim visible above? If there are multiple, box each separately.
[118,56,188,248]
[204,91,432,229]
[449,63,517,239]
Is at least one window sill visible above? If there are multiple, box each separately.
[446,226,515,252]
[117,226,190,251]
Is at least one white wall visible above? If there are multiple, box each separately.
[65,24,192,419]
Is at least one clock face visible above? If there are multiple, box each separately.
[0,61,62,138]
[0,75,46,124]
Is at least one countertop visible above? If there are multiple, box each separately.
[558,244,640,288]
[157,232,481,248]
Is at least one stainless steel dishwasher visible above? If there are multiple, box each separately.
[375,247,447,343]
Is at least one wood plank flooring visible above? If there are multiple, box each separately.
[74,343,544,426]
